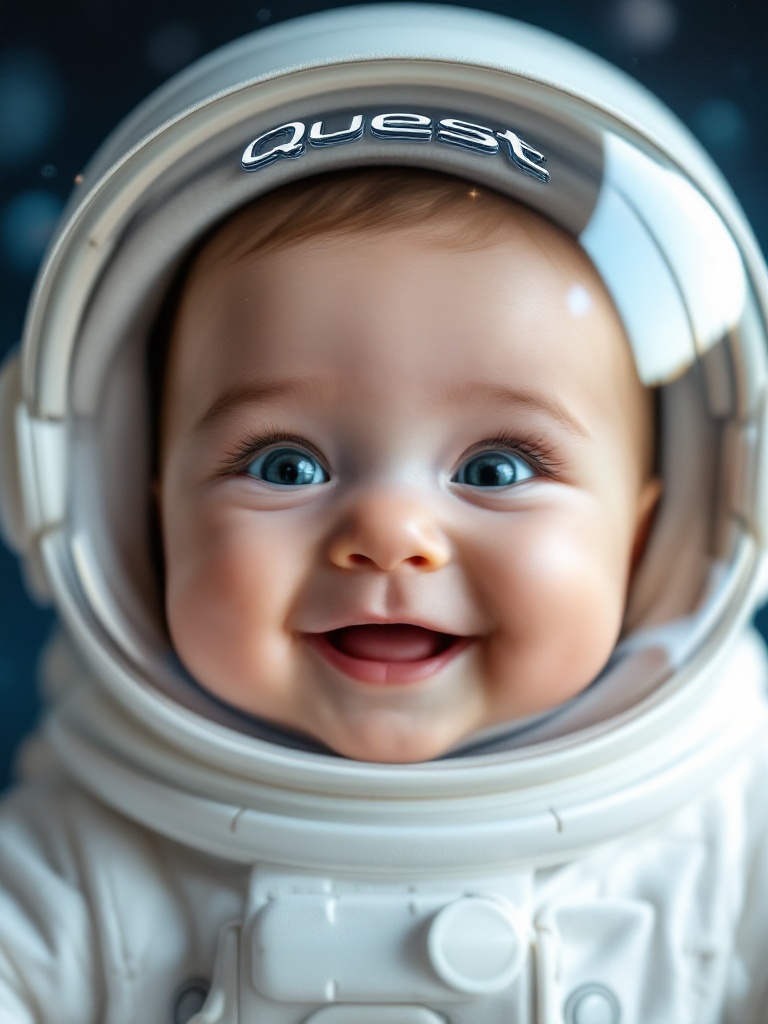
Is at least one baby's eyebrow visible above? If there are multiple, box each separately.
[194,374,336,435]
[438,381,590,438]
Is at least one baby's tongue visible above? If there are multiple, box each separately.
[330,624,448,662]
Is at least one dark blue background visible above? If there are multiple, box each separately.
[2,0,768,789]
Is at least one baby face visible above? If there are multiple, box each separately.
[158,212,658,763]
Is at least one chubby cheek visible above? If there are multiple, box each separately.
[471,511,630,718]
[163,503,305,713]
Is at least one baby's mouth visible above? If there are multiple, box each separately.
[305,624,470,685]
[326,624,456,662]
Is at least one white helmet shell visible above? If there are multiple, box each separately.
[2,4,768,873]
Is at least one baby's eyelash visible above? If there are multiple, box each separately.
[219,429,325,475]
[472,432,565,477]
[218,429,564,478]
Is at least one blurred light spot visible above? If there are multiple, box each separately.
[40,163,57,179]
[257,9,272,23]
[567,284,593,317]
[144,21,201,76]
[0,51,63,168]
[693,98,748,150]
[1,190,63,274]
[612,0,679,52]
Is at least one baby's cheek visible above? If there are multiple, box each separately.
[475,517,627,711]
[164,510,301,706]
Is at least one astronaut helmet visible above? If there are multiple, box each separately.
[1,4,768,874]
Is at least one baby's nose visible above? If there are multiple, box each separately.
[327,492,450,572]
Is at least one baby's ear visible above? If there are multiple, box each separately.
[631,477,662,572]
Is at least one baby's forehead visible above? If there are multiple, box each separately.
[170,206,631,391]
[175,200,623,398]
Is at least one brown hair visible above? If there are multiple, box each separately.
[190,165,546,270]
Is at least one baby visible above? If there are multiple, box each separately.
[156,168,660,764]
[3,7,768,1023]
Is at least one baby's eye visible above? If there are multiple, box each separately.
[245,446,329,486]
[452,449,536,488]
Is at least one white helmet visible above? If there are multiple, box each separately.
[1,3,768,880]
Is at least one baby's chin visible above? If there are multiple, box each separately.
[312,712,480,764]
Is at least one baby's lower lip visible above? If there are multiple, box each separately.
[304,625,472,685]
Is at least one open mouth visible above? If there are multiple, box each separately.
[305,624,471,685]
[329,624,456,661]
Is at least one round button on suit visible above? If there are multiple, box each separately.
[427,896,527,995]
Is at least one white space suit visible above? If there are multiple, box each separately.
[2,6,768,1023]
